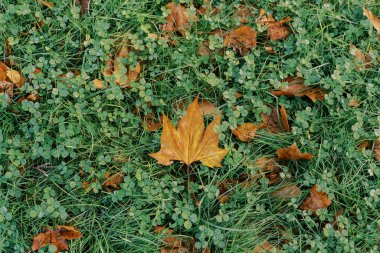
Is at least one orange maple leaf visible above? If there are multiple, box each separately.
[223,26,257,55]
[150,96,228,168]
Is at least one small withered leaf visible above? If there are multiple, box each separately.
[223,26,257,55]
[299,185,332,211]
[276,143,314,161]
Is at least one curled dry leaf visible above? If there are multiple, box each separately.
[223,26,257,55]
[37,0,55,8]
[349,44,373,70]
[150,96,228,168]
[276,143,314,161]
[261,105,290,133]
[102,172,125,192]
[257,9,291,41]
[32,226,82,253]
[271,183,301,200]
[271,76,325,102]
[299,185,332,211]
[231,122,264,142]
[162,2,197,36]
[363,8,380,32]
[174,98,217,116]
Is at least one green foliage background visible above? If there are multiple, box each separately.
[0,0,379,252]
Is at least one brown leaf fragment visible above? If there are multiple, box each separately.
[299,185,332,211]
[75,0,90,15]
[162,2,197,36]
[0,81,13,102]
[253,241,277,253]
[271,183,301,199]
[261,105,290,133]
[150,96,228,168]
[198,0,221,16]
[199,100,217,115]
[349,44,373,70]
[257,9,291,41]
[348,98,360,107]
[231,122,264,142]
[374,140,380,162]
[223,26,257,55]
[105,45,142,88]
[232,5,253,23]
[363,7,380,32]
[93,79,105,89]
[264,46,276,54]
[271,76,325,102]
[102,172,125,192]
[143,113,163,132]
[37,0,55,8]
[6,69,26,88]
[32,226,82,253]
[253,157,282,184]
[276,143,314,161]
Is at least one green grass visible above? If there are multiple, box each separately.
[1,0,380,252]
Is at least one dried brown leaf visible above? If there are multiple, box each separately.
[223,26,256,55]
[231,122,264,142]
[271,77,325,102]
[261,105,290,133]
[271,183,301,199]
[276,143,314,161]
[37,0,55,8]
[349,44,373,70]
[363,7,380,32]
[102,172,125,192]
[162,2,197,36]
[232,5,253,23]
[257,9,291,41]
[299,185,332,211]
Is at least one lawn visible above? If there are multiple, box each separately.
[0,0,379,252]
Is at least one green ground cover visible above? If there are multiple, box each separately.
[0,0,379,252]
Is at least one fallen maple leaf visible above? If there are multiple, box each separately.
[32,226,82,253]
[276,143,314,161]
[150,96,228,168]
[299,185,332,211]
[257,9,291,41]
[349,44,373,70]
[162,2,197,36]
[271,76,325,102]
[261,105,290,133]
[363,7,380,32]
[232,122,264,142]
[223,26,257,55]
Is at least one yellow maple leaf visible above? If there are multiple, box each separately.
[150,96,228,168]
